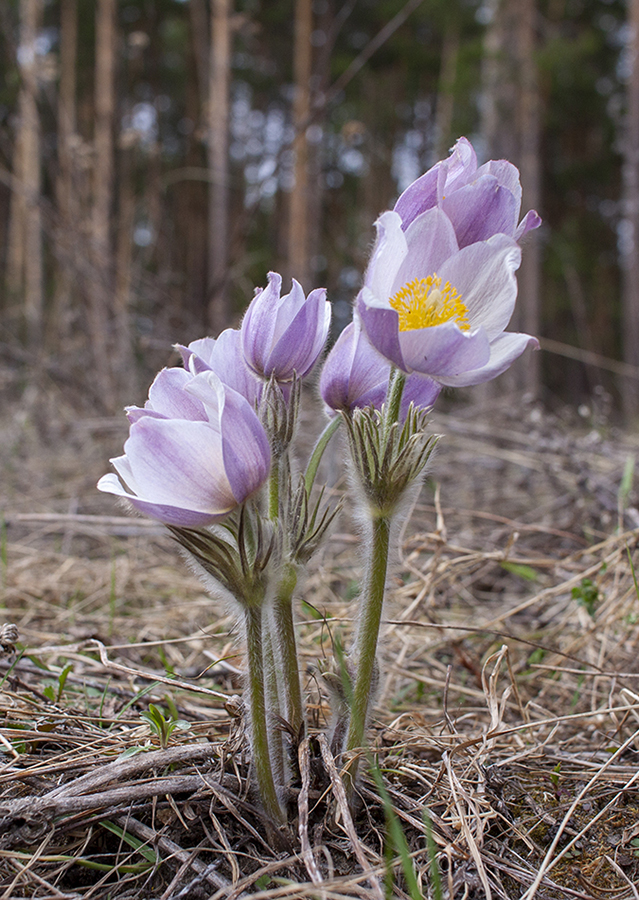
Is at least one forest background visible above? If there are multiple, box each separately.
[1,0,638,421]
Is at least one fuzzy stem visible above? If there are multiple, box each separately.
[263,623,286,787]
[304,415,342,494]
[344,512,392,787]
[272,562,304,738]
[268,456,280,520]
[244,603,286,825]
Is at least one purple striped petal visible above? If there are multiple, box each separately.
[398,321,491,377]
[439,235,521,340]
[436,332,539,387]
[441,177,519,248]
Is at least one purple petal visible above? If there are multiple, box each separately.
[394,165,440,230]
[207,328,262,404]
[439,234,521,340]
[475,159,522,207]
[320,319,391,412]
[218,384,271,502]
[176,337,217,374]
[436,137,477,200]
[436,332,539,387]
[398,320,491,377]
[272,279,307,344]
[146,368,208,420]
[402,374,441,413]
[515,209,542,241]
[364,211,408,304]
[97,415,250,526]
[97,473,228,527]
[241,272,282,373]
[390,208,459,293]
[267,287,330,379]
[441,176,519,247]
[357,288,407,371]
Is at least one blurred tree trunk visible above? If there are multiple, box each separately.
[114,141,135,392]
[517,0,541,395]
[91,0,116,410]
[434,23,459,160]
[207,0,231,332]
[52,0,78,347]
[287,0,313,289]
[479,0,541,399]
[7,0,43,347]
[622,0,639,421]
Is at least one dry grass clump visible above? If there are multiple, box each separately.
[2,389,639,898]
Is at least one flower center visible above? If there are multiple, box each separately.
[389,274,470,332]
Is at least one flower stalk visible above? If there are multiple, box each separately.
[272,562,304,739]
[344,511,392,781]
[244,602,287,826]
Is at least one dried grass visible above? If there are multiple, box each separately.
[2,387,639,898]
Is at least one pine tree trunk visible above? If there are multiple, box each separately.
[7,0,43,347]
[517,0,541,398]
[287,0,313,289]
[53,0,78,347]
[622,0,639,421]
[479,0,541,398]
[207,0,231,332]
[91,0,116,409]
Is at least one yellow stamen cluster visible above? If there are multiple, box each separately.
[389,274,470,332]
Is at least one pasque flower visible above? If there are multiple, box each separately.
[319,317,441,415]
[241,272,330,382]
[98,372,271,527]
[358,161,540,386]
[176,328,263,407]
[394,136,541,248]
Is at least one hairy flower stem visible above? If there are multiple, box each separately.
[272,562,304,739]
[344,512,392,792]
[244,603,286,825]
[343,368,406,797]
[263,625,286,787]
[268,458,280,520]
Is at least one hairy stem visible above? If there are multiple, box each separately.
[268,456,280,520]
[244,603,286,825]
[263,624,285,787]
[344,512,392,788]
[272,562,304,738]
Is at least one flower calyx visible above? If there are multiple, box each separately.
[169,501,278,606]
[343,403,439,516]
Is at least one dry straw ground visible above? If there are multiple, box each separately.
[2,379,639,899]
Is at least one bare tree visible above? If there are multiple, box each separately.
[287,0,313,289]
[517,0,542,396]
[622,0,639,420]
[207,0,231,332]
[7,0,43,347]
[52,0,78,346]
[480,0,541,398]
[91,0,116,408]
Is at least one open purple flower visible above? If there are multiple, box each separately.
[98,372,271,527]
[176,328,263,407]
[357,208,539,386]
[319,317,441,416]
[241,272,330,382]
[394,137,541,248]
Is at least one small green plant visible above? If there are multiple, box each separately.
[139,703,189,748]
[572,577,599,617]
[43,662,73,704]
